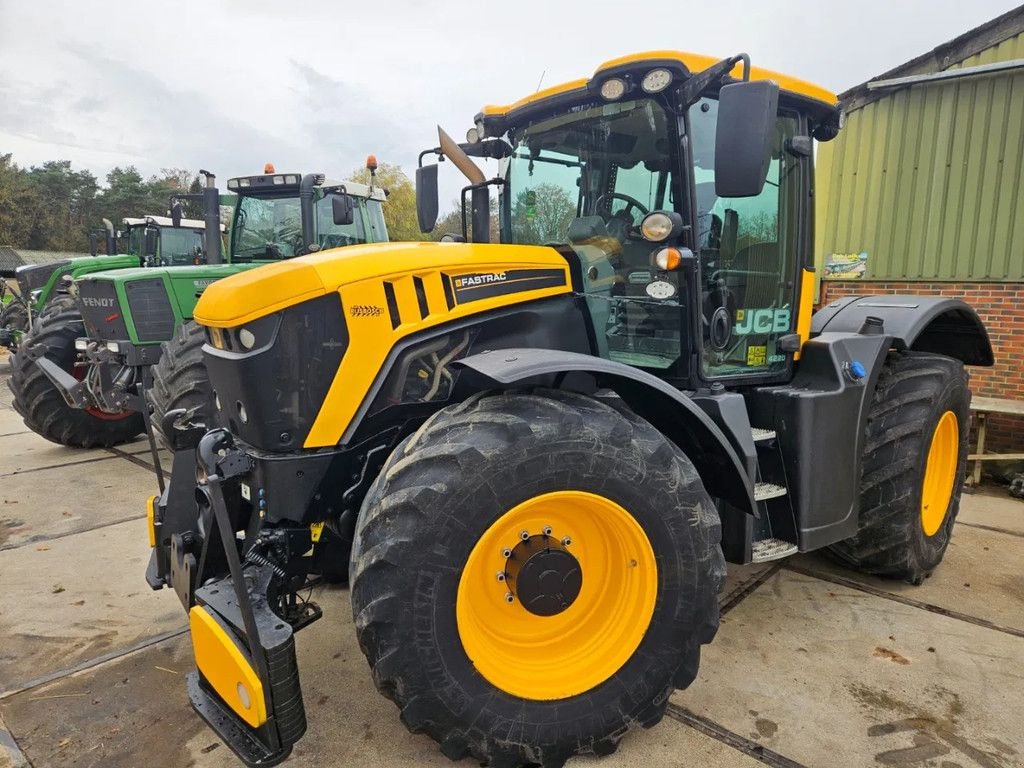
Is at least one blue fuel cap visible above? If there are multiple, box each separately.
[849,360,866,380]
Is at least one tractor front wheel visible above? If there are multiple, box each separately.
[8,295,143,447]
[350,390,724,767]
[827,351,970,584]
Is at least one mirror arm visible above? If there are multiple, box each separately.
[679,53,751,106]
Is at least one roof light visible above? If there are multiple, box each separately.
[465,127,480,144]
[273,175,285,185]
[641,68,673,94]
[264,163,275,173]
[284,174,299,184]
[227,179,238,189]
[239,178,251,187]
[600,77,626,101]
[366,154,378,171]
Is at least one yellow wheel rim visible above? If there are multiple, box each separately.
[456,491,658,700]
[920,411,959,537]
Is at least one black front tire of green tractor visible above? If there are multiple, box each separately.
[7,294,144,448]
[826,351,971,585]
[149,320,214,450]
[350,390,725,768]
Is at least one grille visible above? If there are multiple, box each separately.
[77,280,129,340]
[15,261,68,294]
[125,278,176,342]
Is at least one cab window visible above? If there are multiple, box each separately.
[689,97,801,378]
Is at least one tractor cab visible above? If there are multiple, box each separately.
[420,52,842,391]
[121,215,214,267]
[226,166,387,261]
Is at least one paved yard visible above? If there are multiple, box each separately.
[1,360,1022,768]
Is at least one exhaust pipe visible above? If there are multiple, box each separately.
[438,127,490,243]
[200,171,223,265]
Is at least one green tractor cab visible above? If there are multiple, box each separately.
[12,166,388,450]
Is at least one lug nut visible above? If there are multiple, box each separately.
[504,592,515,604]
[562,536,572,547]
[496,571,506,582]
[501,547,513,558]
[519,530,530,541]
[542,526,552,536]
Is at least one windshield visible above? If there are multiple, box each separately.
[232,195,304,260]
[503,98,683,370]
[159,227,205,265]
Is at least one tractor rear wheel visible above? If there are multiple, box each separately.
[827,351,970,584]
[8,294,143,447]
[350,389,724,767]
[149,320,214,450]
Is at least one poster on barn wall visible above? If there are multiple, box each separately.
[824,251,868,279]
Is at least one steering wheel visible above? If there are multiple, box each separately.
[594,192,649,223]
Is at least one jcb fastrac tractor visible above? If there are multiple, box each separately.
[9,166,387,450]
[148,52,993,768]
[0,217,205,355]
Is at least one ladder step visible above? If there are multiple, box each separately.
[751,538,798,563]
[751,427,777,442]
[754,482,787,501]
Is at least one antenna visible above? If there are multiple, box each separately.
[535,69,546,92]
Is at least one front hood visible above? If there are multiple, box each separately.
[194,241,568,328]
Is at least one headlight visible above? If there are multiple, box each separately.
[640,211,680,242]
[238,328,256,350]
[106,341,120,353]
[75,338,88,351]
[641,68,673,94]
[465,126,481,144]
[599,77,626,101]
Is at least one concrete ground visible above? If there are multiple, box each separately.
[1,359,1022,768]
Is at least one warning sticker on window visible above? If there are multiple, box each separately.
[746,345,767,367]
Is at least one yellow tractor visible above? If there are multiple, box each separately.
[147,51,993,767]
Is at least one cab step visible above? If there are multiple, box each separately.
[754,482,787,501]
[751,538,798,563]
[751,427,777,442]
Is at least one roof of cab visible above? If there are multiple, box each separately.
[478,50,837,120]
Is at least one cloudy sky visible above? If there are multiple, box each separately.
[0,0,1019,205]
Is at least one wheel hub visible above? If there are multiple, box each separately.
[505,535,582,616]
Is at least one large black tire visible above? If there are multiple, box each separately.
[350,390,725,768]
[7,294,143,447]
[149,320,214,449]
[826,351,970,584]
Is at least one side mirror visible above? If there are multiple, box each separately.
[416,164,439,233]
[88,233,98,257]
[714,80,780,197]
[171,200,183,228]
[331,194,354,226]
[144,229,158,258]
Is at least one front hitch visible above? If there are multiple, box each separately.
[169,428,316,765]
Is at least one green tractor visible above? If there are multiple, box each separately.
[0,217,205,355]
[147,51,992,768]
[9,164,388,450]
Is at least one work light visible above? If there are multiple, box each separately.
[600,77,626,101]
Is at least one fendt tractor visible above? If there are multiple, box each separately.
[0,216,207,355]
[9,165,387,450]
[148,52,993,768]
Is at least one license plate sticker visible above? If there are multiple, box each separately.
[240,483,251,501]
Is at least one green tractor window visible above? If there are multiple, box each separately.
[232,196,304,259]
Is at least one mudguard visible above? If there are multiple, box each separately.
[456,348,757,515]
[812,295,993,366]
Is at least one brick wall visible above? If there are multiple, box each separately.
[819,281,1024,457]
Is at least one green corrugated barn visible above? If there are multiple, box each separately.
[816,6,1024,282]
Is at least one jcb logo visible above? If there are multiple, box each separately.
[81,297,116,308]
[735,308,791,335]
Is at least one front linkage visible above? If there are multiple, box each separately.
[149,429,324,766]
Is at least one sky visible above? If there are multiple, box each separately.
[0,0,1020,208]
